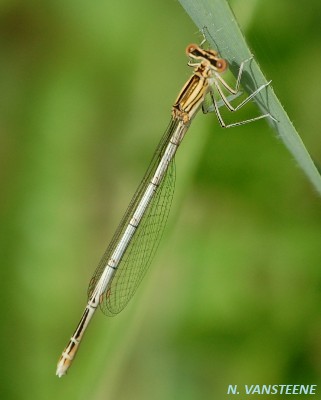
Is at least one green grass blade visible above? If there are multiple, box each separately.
[178,0,321,195]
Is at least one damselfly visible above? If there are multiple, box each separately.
[56,43,276,377]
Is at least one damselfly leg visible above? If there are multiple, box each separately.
[196,28,277,128]
[205,57,277,128]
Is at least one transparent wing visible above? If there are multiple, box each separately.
[88,119,178,316]
[102,160,175,315]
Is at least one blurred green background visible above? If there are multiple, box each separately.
[1,0,321,399]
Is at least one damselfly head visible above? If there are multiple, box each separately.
[186,44,214,58]
[186,44,228,73]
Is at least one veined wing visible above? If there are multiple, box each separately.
[88,119,178,315]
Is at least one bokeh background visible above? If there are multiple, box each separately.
[1,0,321,399]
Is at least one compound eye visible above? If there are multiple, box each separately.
[216,58,227,72]
[186,44,198,56]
